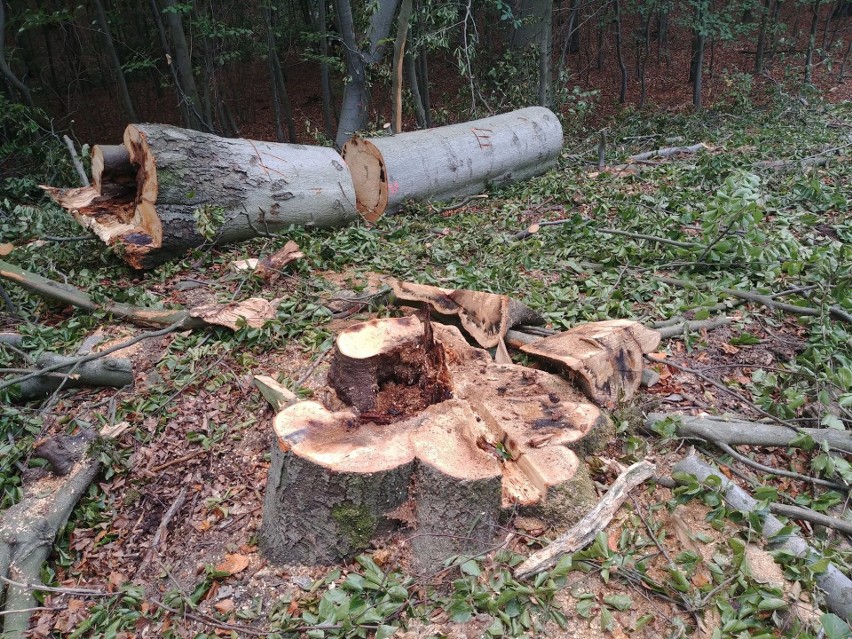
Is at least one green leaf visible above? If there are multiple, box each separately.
[821,613,852,639]
[376,625,398,639]
[576,597,595,619]
[756,597,786,611]
[460,559,481,576]
[603,593,633,611]
[600,606,615,632]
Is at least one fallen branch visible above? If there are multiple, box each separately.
[62,135,89,187]
[0,258,202,330]
[646,412,852,455]
[0,431,101,637]
[4,352,132,401]
[656,316,732,339]
[672,454,852,622]
[629,143,710,162]
[514,460,656,579]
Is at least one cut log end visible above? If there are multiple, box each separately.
[261,315,607,570]
[341,136,388,222]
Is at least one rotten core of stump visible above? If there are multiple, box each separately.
[260,313,609,569]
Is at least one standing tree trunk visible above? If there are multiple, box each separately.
[692,33,705,108]
[405,53,427,128]
[316,0,336,139]
[755,0,772,72]
[803,0,820,84]
[417,52,431,127]
[538,0,553,106]
[159,0,209,131]
[391,0,413,133]
[265,4,297,142]
[93,0,138,121]
[639,9,652,107]
[334,0,401,148]
[613,0,627,104]
[0,2,35,108]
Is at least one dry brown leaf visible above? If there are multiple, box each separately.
[0,242,14,256]
[256,240,304,281]
[214,598,236,614]
[720,342,740,355]
[190,297,278,330]
[215,553,250,576]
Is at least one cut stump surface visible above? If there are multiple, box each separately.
[260,315,609,571]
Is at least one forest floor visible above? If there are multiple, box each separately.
[1,32,852,639]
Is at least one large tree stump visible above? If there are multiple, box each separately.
[260,315,609,571]
[46,125,357,268]
[341,107,563,221]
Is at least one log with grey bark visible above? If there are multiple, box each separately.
[673,454,852,622]
[46,124,358,268]
[341,107,563,220]
[7,352,132,401]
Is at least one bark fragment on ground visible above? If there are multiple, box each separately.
[519,320,661,407]
[46,124,358,268]
[260,315,609,572]
[387,278,543,349]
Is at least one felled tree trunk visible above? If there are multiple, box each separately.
[341,107,563,221]
[47,125,358,269]
[7,352,132,401]
[260,315,609,572]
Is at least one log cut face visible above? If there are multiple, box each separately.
[341,107,563,220]
[260,315,609,570]
[520,320,661,408]
[47,124,358,269]
[388,279,543,349]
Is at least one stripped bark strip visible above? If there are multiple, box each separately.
[514,460,656,578]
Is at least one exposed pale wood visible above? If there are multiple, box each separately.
[514,460,656,579]
[260,316,608,570]
[188,297,278,330]
[342,107,563,220]
[520,320,661,407]
[253,375,298,411]
[388,278,543,349]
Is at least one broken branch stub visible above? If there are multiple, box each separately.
[520,320,661,407]
[341,107,563,221]
[260,315,609,571]
[47,125,357,268]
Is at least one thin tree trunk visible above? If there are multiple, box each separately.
[838,35,851,80]
[317,0,335,139]
[148,0,189,123]
[558,0,579,75]
[0,1,35,108]
[391,0,413,133]
[159,0,208,131]
[614,0,627,104]
[804,0,820,84]
[93,0,138,121]
[755,0,771,72]
[405,53,426,128]
[37,0,64,110]
[265,5,297,142]
[596,18,605,70]
[768,0,784,59]
[639,10,651,107]
[417,52,431,127]
[538,0,552,106]
[271,49,297,142]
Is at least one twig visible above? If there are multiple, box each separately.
[657,316,732,339]
[769,503,852,536]
[0,321,183,393]
[42,235,96,242]
[149,598,269,637]
[597,227,696,248]
[62,135,89,187]
[0,606,59,616]
[0,576,110,597]
[716,441,847,491]
[147,450,207,474]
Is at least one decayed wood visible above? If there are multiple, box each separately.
[260,315,609,570]
[47,124,358,269]
[673,455,852,622]
[520,320,661,407]
[341,107,563,221]
[514,460,656,579]
[646,412,852,454]
[388,278,543,349]
[91,144,134,196]
[0,431,101,637]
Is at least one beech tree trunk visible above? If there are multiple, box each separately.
[260,315,608,571]
[93,0,137,121]
[48,124,357,268]
[341,106,563,221]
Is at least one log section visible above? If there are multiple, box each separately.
[260,315,609,571]
[341,107,563,221]
[48,124,358,268]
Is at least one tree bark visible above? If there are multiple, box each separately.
[391,0,413,134]
[93,0,138,121]
[6,352,132,401]
[341,106,563,220]
[538,0,553,106]
[316,0,336,139]
[47,124,358,268]
[417,52,431,127]
[804,0,820,84]
[755,0,772,72]
[613,0,627,104]
[405,53,427,128]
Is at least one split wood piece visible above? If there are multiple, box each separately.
[514,460,656,579]
[6,352,132,401]
[673,454,852,622]
[253,375,298,411]
[341,106,563,221]
[47,124,357,269]
[0,430,101,637]
[519,320,662,408]
[188,297,279,330]
[646,412,852,454]
[387,278,543,349]
[260,316,609,571]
